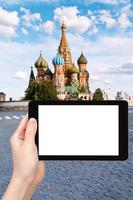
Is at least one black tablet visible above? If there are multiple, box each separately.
[29,100,128,160]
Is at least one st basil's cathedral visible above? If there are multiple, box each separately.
[28,22,90,100]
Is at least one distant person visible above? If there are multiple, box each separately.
[1,116,45,200]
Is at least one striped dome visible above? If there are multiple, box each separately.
[35,53,48,69]
[52,53,65,66]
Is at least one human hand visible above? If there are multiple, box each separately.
[2,116,45,200]
[11,116,41,184]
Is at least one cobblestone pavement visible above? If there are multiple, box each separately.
[0,109,133,200]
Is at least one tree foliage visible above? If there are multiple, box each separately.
[24,81,36,100]
[93,88,104,101]
[24,80,58,101]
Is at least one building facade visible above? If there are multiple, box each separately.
[115,91,133,106]
[28,23,90,100]
[0,92,6,102]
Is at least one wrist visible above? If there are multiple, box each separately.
[10,176,37,200]
[11,172,34,186]
[1,175,31,200]
[11,175,30,187]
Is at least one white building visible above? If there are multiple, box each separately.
[102,90,108,100]
[0,92,6,101]
[115,91,133,106]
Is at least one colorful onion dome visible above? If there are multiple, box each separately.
[45,67,53,76]
[52,53,65,66]
[77,51,87,65]
[71,63,79,74]
[35,52,48,69]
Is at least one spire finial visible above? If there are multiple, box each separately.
[81,50,83,54]
[31,66,33,70]
[40,50,42,55]
[61,21,66,30]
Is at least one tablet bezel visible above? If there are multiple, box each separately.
[29,100,128,161]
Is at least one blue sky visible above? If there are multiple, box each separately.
[0,0,133,100]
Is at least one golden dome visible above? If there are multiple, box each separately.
[35,52,48,69]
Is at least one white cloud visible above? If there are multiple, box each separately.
[85,0,130,5]
[87,4,132,30]
[87,12,99,35]
[54,6,92,33]
[13,71,27,79]
[43,20,55,34]
[103,61,133,75]
[21,27,28,35]
[120,3,133,17]
[0,0,58,4]
[88,25,98,35]
[0,7,19,27]
[20,7,42,31]
[1,0,130,5]
[88,10,93,16]
[99,10,117,28]
[90,74,99,81]
[0,0,19,4]
[0,7,19,37]
[118,13,132,29]
[0,25,16,37]
[115,3,133,29]
[104,80,113,85]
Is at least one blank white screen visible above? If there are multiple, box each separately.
[39,105,119,156]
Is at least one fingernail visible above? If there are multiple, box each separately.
[29,118,36,125]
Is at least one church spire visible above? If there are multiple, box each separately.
[58,22,72,70]
[60,22,68,48]
[28,66,35,86]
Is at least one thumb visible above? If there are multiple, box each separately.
[25,118,37,144]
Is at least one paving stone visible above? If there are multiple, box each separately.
[0,111,133,200]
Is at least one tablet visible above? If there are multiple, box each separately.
[29,100,128,160]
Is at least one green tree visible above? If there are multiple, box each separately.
[36,80,58,101]
[93,88,104,101]
[24,80,58,101]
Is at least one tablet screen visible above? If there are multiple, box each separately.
[38,105,119,156]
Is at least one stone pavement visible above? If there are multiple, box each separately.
[0,110,133,200]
